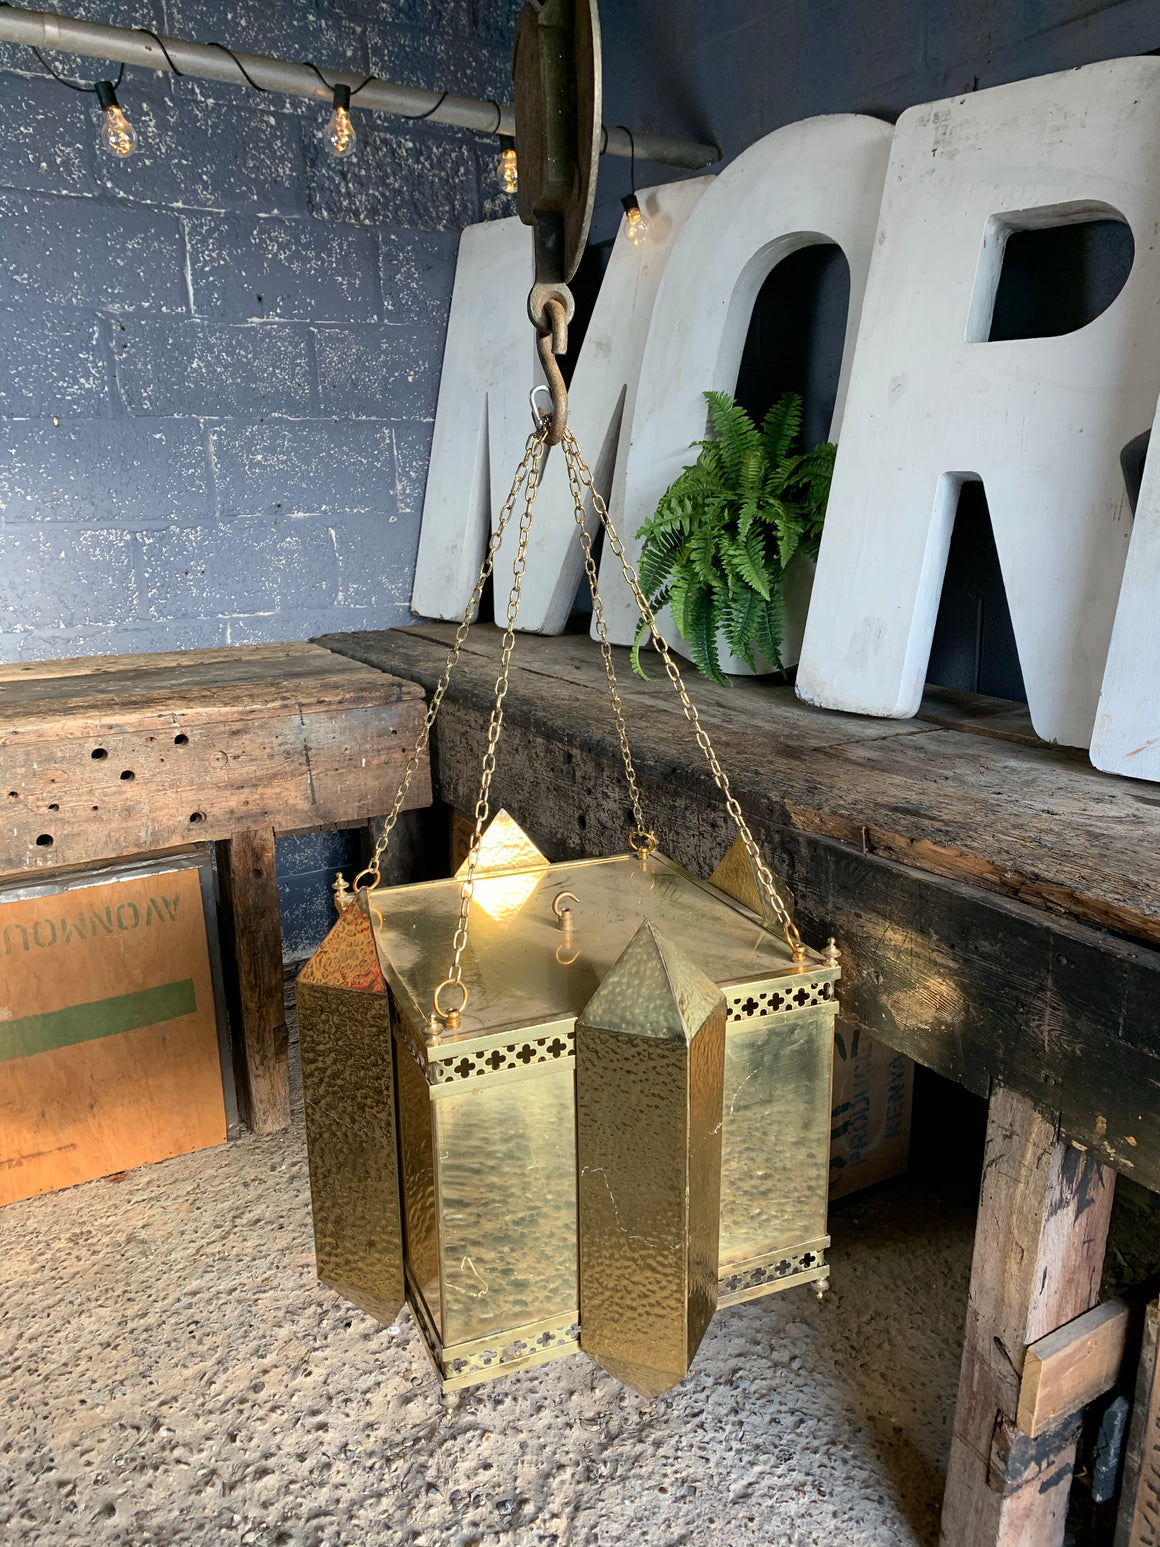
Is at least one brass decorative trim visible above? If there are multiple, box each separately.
[717,1238,830,1306]
[393,1005,428,1074]
[405,1267,580,1392]
[430,1029,575,1085]
[393,1003,577,1089]
[726,978,835,1023]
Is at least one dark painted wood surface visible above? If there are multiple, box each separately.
[315,624,1160,1192]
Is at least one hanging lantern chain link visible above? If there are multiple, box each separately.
[352,423,549,894]
[567,460,650,849]
[561,429,805,963]
[439,429,548,1019]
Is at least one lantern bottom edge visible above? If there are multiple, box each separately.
[717,1237,830,1307]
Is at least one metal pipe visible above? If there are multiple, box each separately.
[0,4,721,170]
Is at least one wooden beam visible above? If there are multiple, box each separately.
[216,828,289,1135]
[1116,1299,1160,1546]
[0,643,430,876]
[940,1086,1115,1547]
[1018,1298,1131,1438]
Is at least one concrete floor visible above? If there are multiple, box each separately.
[1,988,978,1547]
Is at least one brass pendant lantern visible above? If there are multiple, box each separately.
[300,816,838,1395]
[296,0,840,1398]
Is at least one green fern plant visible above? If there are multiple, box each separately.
[632,390,836,686]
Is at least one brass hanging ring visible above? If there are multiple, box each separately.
[432,977,469,1029]
[785,919,808,966]
[352,866,381,892]
[628,829,657,860]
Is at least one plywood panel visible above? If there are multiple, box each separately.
[0,865,225,1204]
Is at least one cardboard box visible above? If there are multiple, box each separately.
[829,1020,913,1199]
[0,856,231,1206]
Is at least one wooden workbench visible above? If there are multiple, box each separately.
[317,621,1160,1547]
[0,642,430,1134]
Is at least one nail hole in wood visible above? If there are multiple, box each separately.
[91,748,108,760]
[7,791,17,799]
[48,803,59,811]
[251,867,263,879]
[120,770,135,781]
[35,833,53,847]
[173,733,189,746]
[189,811,205,824]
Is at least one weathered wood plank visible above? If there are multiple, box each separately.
[1,690,430,875]
[940,1087,1115,1547]
[1018,1299,1131,1439]
[216,828,289,1135]
[0,640,323,684]
[0,654,420,722]
[319,625,1160,947]
[1116,1299,1160,1547]
[313,625,1160,1189]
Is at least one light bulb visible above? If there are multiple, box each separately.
[621,193,650,245]
[497,135,518,195]
[95,81,137,159]
[325,85,357,159]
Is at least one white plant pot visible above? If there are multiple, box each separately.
[656,554,816,679]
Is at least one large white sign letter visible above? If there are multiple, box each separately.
[797,60,1160,747]
[602,114,895,646]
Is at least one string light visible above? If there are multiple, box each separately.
[324,83,357,158]
[497,133,518,194]
[94,80,138,158]
[620,126,649,245]
[621,192,649,245]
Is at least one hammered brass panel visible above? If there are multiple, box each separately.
[296,981,403,1325]
[719,1004,834,1269]
[577,925,725,1398]
[393,1010,440,1336]
[434,1062,578,1346]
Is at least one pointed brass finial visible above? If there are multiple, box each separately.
[332,870,354,914]
[576,922,726,1397]
[709,835,795,926]
[823,937,840,967]
[454,809,549,879]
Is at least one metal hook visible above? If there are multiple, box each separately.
[529,383,553,425]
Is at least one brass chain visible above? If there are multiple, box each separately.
[565,452,652,854]
[435,427,548,1024]
[353,423,549,894]
[562,428,805,962]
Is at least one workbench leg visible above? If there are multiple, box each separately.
[1115,1298,1160,1546]
[940,1085,1115,1547]
[217,828,290,1135]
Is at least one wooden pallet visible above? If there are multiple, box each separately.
[0,642,431,1133]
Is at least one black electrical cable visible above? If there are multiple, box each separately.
[204,40,271,93]
[301,59,374,98]
[135,29,184,77]
[405,89,448,121]
[27,46,123,93]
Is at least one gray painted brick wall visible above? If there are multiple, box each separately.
[4,1,1153,663]
[594,2,1160,236]
[0,0,520,662]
